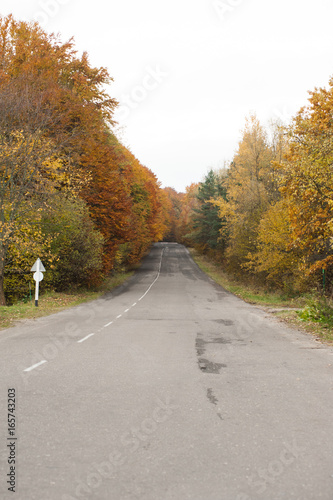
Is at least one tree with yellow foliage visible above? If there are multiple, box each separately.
[280,78,333,285]
[214,114,274,275]
[244,198,303,291]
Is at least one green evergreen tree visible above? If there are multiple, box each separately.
[190,170,227,253]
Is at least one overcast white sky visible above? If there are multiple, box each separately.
[3,0,333,191]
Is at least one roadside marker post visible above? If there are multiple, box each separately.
[30,258,46,307]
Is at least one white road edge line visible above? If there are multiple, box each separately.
[77,334,95,344]
[24,360,47,372]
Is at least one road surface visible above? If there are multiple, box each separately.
[1,242,333,500]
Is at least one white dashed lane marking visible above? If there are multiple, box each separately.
[77,334,95,344]
[24,360,47,372]
[23,246,166,373]
[137,251,164,302]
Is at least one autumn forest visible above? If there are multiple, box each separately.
[1,15,333,306]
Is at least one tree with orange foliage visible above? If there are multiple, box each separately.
[0,15,118,303]
[176,183,200,246]
[161,187,183,242]
[0,15,170,303]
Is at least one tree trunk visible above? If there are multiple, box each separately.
[0,276,5,306]
[0,263,6,306]
[0,247,6,306]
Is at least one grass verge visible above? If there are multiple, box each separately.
[190,249,333,344]
[0,271,134,331]
[190,249,302,307]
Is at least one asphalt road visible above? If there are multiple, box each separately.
[1,242,333,500]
